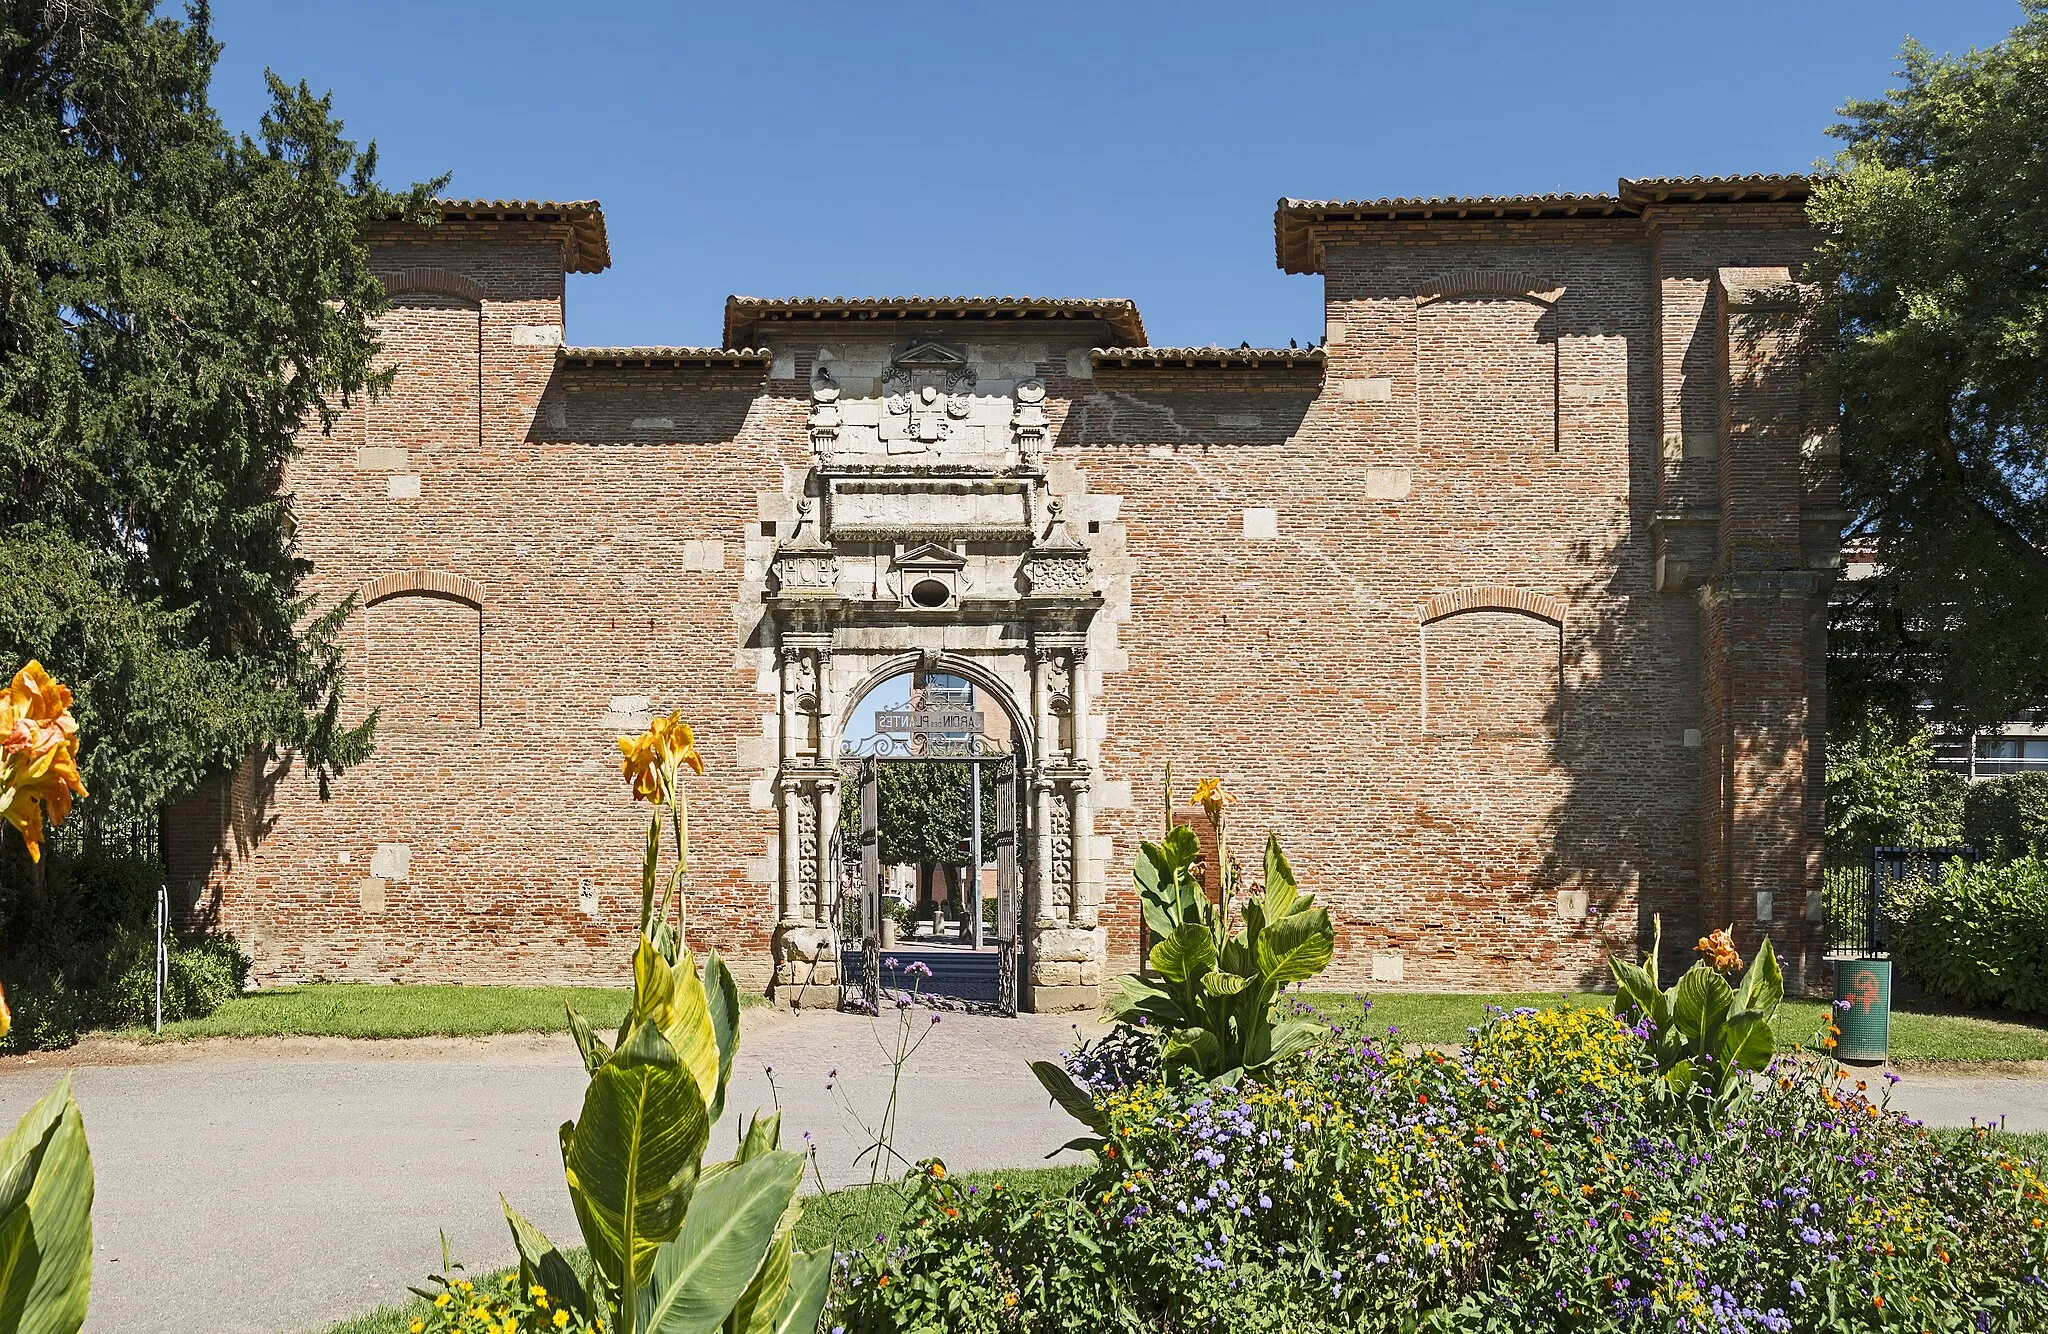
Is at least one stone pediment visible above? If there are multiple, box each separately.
[894,542,967,572]
[893,339,969,369]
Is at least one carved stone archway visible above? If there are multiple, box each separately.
[760,339,1109,1012]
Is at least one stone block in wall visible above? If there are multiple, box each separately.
[370,843,410,882]
[1364,467,1412,500]
[1371,952,1405,983]
[357,877,387,912]
[1242,507,1278,540]
[1557,889,1589,919]
[1340,377,1393,402]
[355,446,408,471]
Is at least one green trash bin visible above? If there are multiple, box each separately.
[1833,958,1892,1063]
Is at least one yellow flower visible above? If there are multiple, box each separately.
[618,710,705,803]
[0,661,87,863]
[434,1293,452,1309]
[1190,777,1228,827]
[552,1311,570,1330]
[0,982,9,1043]
[410,1322,424,1334]
[1694,926,1741,973]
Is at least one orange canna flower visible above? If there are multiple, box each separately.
[1190,777,1229,827]
[0,981,10,1043]
[0,661,88,862]
[617,710,705,803]
[1694,926,1742,973]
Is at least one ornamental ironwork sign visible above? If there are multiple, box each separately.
[842,704,1007,759]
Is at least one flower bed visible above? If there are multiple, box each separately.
[828,1004,2048,1332]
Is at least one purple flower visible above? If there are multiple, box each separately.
[904,960,933,979]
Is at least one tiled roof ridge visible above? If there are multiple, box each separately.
[1275,174,1814,273]
[1092,345,1325,366]
[723,295,1146,348]
[429,198,610,274]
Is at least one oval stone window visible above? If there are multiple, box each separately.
[909,577,952,609]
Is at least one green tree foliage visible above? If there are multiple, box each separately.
[1810,4,2048,728]
[840,762,1000,869]
[0,2,440,826]
[1962,771,2048,858]
[1823,715,1964,856]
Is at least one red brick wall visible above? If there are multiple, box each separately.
[165,204,1833,998]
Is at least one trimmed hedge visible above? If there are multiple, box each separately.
[1890,853,2048,1016]
[1963,771,2048,858]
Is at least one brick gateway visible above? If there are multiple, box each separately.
[166,175,1838,1008]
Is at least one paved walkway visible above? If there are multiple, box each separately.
[0,1008,1086,1334]
[0,1012,2042,1334]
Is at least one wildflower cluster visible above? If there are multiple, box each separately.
[832,1003,2048,1332]
[410,1269,605,1334]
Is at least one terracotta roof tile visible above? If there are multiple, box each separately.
[559,346,770,372]
[724,296,1145,348]
[433,199,610,273]
[1091,346,1325,370]
[1276,174,1814,273]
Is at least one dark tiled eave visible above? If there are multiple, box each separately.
[1276,174,1815,273]
[559,346,770,377]
[724,296,1147,348]
[432,199,611,273]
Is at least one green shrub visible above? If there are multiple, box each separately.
[1963,772,2048,859]
[1,848,248,1050]
[1891,854,2048,1015]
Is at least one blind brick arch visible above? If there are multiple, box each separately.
[360,569,485,728]
[1420,587,1566,739]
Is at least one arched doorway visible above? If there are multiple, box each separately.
[831,666,1028,1014]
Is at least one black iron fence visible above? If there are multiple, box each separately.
[1824,845,1973,957]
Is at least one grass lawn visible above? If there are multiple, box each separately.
[1299,990,2048,1064]
[320,1165,1086,1334]
[114,983,647,1042]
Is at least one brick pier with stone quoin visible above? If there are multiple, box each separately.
[162,175,1837,1007]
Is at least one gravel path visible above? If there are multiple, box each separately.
[0,1008,1086,1334]
[0,1013,2042,1334]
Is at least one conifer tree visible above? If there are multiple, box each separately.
[0,2,441,827]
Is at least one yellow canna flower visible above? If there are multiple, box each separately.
[1190,777,1228,827]
[0,661,87,863]
[617,710,705,803]
[0,982,9,1043]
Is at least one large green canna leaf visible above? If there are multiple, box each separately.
[1103,974,1185,1027]
[1720,1011,1777,1074]
[1029,1061,1111,1137]
[704,952,742,1124]
[631,942,722,1112]
[1149,923,1217,986]
[1731,938,1784,1018]
[1257,1017,1328,1070]
[640,1149,803,1334]
[737,1110,782,1162]
[563,1020,711,1314]
[1261,835,1301,921]
[1255,908,1334,987]
[1201,972,1251,996]
[0,1077,93,1334]
[724,1193,802,1334]
[1161,1026,1223,1077]
[768,1249,832,1334]
[1671,966,1731,1044]
[501,1199,587,1318]
[567,1004,612,1076]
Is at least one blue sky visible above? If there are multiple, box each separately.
[209,2,2020,351]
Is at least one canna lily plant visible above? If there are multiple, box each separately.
[1609,915,1784,1107]
[1034,779,1335,1146]
[0,661,95,1334]
[485,711,830,1334]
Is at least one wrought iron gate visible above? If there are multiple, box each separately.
[832,752,1024,1016]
